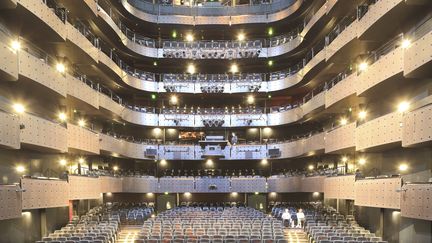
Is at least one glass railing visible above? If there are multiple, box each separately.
[126,0,297,17]
[43,0,67,23]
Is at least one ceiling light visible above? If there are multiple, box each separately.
[172,30,177,38]
[160,159,167,166]
[12,103,25,114]
[113,166,119,171]
[59,159,67,166]
[78,158,85,164]
[151,94,157,100]
[11,40,21,51]
[398,163,408,172]
[342,156,348,163]
[56,63,66,73]
[397,101,410,113]
[15,165,25,173]
[401,39,411,49]
[340,117,348,125]
[184,192,191,197]
[308,165,314,170]
[230,64,239,73]
[358,110,367,120]
[261,159,268,166]
[358,62,368,72]
[268,60,274,66]
[268,28,274,36]
[170,95,178,105]
[153,61,158,66]
[254,192,259,195]
[78,119,86,127]
[237,33,246,41]
[358,158,366,165]
[247,95,255,104]
[187,63,196,74]
[206,159,214,166]
[231,192,238,196]
[58,112,67,122]
[185,34,194,42]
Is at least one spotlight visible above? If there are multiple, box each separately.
[12,103,25,114]
[340,118,348,126]
[184,192,191,197]
[78,158,85,164]
[15,165,25,173]
[206,159,214,167]
[342,156,348,163]
[247,95,255,104]
[160,159,167,166]
[397,101,410,113]
[254,192,259,195]
[58,112,67,122]
[106,192,112,196]
[172,30,177,38]
[401,39,411,49]
[11,40,21,51]
[358,110,367,120]
[151,94,157,100]
[268,27,274,36]
[230,64,239,73]
[358,158,366,165]
[113,166,119,171]
[170,95,178,105]
[261,159,268,166]
[164,192,169,195]
[78,119,86,127]
[308,165,314,170]
[398,163,408,172]
[153,61,158,66]
[56,63,66,73]
[358,62,368,72]
[268,60,273,67]
[237,33,246,41]
[231,192,238,197]
[187,64,196,74]
[185,34,194,42]
[59,159,67,166]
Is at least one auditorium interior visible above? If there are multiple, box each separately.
[0,0,431,242]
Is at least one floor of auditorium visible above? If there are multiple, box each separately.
[116,226,309,243]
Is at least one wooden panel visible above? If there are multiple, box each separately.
[0,111,20,149]
[355,112,402,151]
[0,184,22,220]
[357,47,403,95]
[300,176,325,192]
[18,51,67,96]
[67,123,99,154]
[20,113,67,152]
[402,104,432,146]
[404,31,432,77]
[325,123,356,153]
[0,40,19,81]
[324,175,355,199]
[122,177,158,193]
[325,74,356,108]
[68,175,101,200]
[17,0,66,39]
[400,183,432,220]
[354,178,401,209]
[99,176,122,193]
[66,74,99,108]
[21,178,69,209]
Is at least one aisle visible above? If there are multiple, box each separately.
[283,228,309,243]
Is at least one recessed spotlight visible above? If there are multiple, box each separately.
[230,64,239,73]
[170,95,178,105]
[12,103,25,114]
[185,33,194,42]
[11,40,21,51]
[113,166,119,171]
[308,165,314,170]
[358,110,367,120]
[237,33,246,41]
[340,118,348,125]
[261,159,268,166]
[56,63,66,73]
[160,159,167,166]
[358,62,368,72]
[172,30,177,38]
[78,119,86,127]
[358,158,366,165]
[58,112,67,122]
[78,158,85,164]
[15,165,25,173]
[401,39,411,49]
[398,163,408,172]
[268,28,274,36]
[397,101,410,113]
[342,156,348,163]
[59,159,67,166]
[247,95,254,104]
[187,64,196,74]
[268,60,274,66]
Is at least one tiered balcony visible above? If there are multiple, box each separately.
[354,177,401,209]
[67,123,100,154]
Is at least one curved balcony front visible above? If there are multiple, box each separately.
[121,0,302,25]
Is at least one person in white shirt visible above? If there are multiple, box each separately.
[281,209,292,227]
[296,208,305,228]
